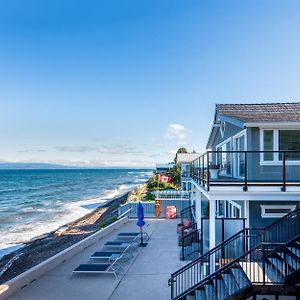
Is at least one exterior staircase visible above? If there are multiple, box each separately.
[169,208,300,299]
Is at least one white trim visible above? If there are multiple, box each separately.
[260,204,296,218]
[216,136,232,150]
[260,128,300,165]
[246,122,300,128]
[232,129,247,140]
[232,130,247,179]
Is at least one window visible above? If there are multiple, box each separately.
[261,129,300,163]
[279,130,300,160]
[261,205,296,218]
[217,139,232,176]
[263,130,274,161]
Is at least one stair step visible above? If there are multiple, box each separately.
[221,273,238,295]
[239,262,272,284]
[186,295,196,300]
[195,289,206,300]
[277,252,298,270]
[268,257,285,281]
[204,283,215,299]
[231,267,250,289]
[260,261,283,284]
[216,278,229,300]
[288,246,300,258]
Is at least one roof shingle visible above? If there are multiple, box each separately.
[217,102,300,123]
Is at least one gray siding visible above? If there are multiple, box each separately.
[247,127,300,182]
[211,122,243,150]
[249,201,300,228]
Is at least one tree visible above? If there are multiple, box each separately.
[169,165,181,186]
[177,147,188,154]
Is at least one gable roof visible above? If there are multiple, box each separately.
[216,102,300,123]
[175,153,201,164]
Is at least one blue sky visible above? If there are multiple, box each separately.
[0,0,300,167]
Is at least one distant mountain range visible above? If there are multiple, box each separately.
[0,162,154,170]
[0,162,74,169]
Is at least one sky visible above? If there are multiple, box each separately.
[0,0,300,167]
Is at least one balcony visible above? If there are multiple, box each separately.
[190,150,300,192]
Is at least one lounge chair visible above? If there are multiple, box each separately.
[104,240,138,249]
[90,251,122,260]
[117,231,150,241]
[91,243,134,261]
[73,257,123,278]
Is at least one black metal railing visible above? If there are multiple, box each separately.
[180,229,201,261]
[182,235,300,300]
[169,207,300,299]
[180,205,195,225]
[190,150,300,192]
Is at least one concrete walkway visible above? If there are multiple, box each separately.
[6,219,187,300]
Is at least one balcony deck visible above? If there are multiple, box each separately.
[5,219,186,300]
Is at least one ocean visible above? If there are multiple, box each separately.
[0,168,152,257]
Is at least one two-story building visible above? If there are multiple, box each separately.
[190,102,300,252]
[175,153,201,191]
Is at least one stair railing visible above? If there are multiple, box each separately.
[180,205,195,225]
[169,207,300,300]
[181,228,201,261]
[181,234,300,300]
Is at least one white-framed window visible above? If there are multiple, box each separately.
[260,129,300,165]
[216,137,232,176]
[261,205,296,218]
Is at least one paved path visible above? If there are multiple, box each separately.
[6,219,187,300]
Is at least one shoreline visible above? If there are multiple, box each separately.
[0,184,146,284]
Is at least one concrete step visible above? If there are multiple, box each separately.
[221,273,238,295]
[231,267,250,289]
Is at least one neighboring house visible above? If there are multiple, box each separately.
[190,102,300,252]
[155,163,175,173]
[175,153,201,191]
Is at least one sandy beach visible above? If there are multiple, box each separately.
[0,189,134,284]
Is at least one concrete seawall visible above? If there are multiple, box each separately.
[0,217,128,300]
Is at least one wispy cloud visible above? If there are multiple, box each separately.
[54,145,159,157]
[165,124,190,145]
[54,146,98,153]
[18,149,47,153]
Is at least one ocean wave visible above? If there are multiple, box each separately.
[0,169,150,252]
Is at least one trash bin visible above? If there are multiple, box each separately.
[166,206,177,219]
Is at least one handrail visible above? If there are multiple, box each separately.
[180,228,201,261]
[190,150,300,192]
[171,227,248,277]
[264,206,300,231]
[182,234,300,298]
[117,208,132,219]
[169,207,300,299]
[172,207,300,277]
[180,204,195,224]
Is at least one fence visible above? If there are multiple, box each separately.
[118,199,191,219]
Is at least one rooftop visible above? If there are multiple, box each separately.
[5,219,185,300]
[175,153,201,164]
[217,102,300,123]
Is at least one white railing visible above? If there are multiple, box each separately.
[118,199,191,218]
[153,190,190,199]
